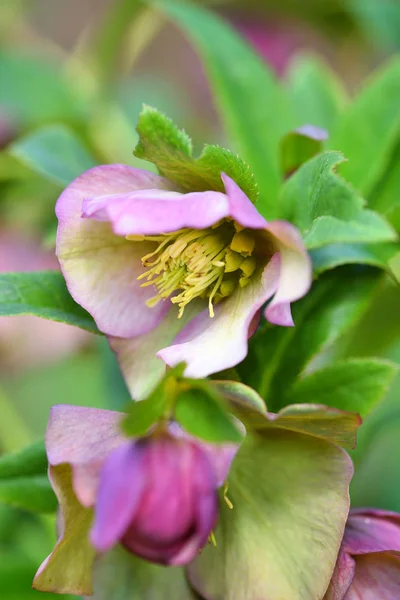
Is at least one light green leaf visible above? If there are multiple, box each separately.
[279,150,397,249]
[0,271,101,335]
[328,58,400,197]
[310,242,400,276]
[238,269,380,408]
[0,439,47,479]
[0,475,56,513]
[134,106,258,202]
[153,0,294,216]
[175,384,243,444]
[188,430,353,600]
[11,125,97,186]
[304,211,397,249]
[286,54,348,131]
[90,546,198,600]
[0,50,84,127]
[287,359,398,418]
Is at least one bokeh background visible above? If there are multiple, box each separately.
[1,1,400,598]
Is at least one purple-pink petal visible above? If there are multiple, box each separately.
[221,173,268,229]
[344,510,400,555]
[158,254,281,378]
[90,442,146,552]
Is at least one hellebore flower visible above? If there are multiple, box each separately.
[33,404,237,595]
[325,509,400,599]
[33,390,360,598]
[91,432,219,565]
[56,165,311,398]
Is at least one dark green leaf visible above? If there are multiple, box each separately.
[0,271,101,335]
[0,439,47,479]
[239,268,381,410]
[134,106,258,202]
[175,385,243,443]
[0,475,57,513]
[286,359,398,418]
[11,125,97,186]
[310,242,400,276]
[153,0,294,216]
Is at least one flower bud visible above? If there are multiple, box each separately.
[90,432,219,565]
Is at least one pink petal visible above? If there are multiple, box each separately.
[82,189,230,236]
[347,553,400,599]
[46,405,124,507]
[221,173,268,229]
[158,254,281,378]
[264,220,312,326]
[344,510,400,555]
[56,164,173,337]
[109,300,204,400]
[90,442,146,552]
[324,550,356,600]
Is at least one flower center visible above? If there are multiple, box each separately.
[129,220,259,318]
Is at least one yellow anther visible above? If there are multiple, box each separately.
[219,277,236,297]
[224,248,244,273]
[240,256,257,277]
[239,276,251,288]
[230,230,255,257]
[208,531,217,547]
[223,483,234,509]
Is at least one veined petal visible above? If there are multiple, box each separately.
[264,220,312,326]
[324,550,355,600]
[82,189,230,236]
[344,510,400,555]
[348,553,400,600]
[158,254,281,378]
[91,442,146,552]
[109,300,204,400]
[56,164,173,337]
[46,405,124,507]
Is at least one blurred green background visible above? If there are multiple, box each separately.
[1,0,400,598]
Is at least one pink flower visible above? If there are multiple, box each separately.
[325,509,400,599]
[91,431,219,565]
[56,165,311,398]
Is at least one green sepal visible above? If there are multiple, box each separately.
[134,106,258,202]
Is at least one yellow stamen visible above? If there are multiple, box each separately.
[130,220,260,317]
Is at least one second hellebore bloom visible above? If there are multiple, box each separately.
[91,431,219,565]
[56,165,311,397]
[325,509,400,599]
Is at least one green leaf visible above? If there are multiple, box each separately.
[91,546,198,600]
[286,359,398,418]
[188,430,352,600]
[121,387,167,437]
[238,268,381,409]
[0,271,101,334]
[328,58,400,197]
[280,126,327,178]
[349,0,400,52]
[134,106,258,202]
[153,0,294,216]
[0,49,84,127]
[286,54,348,131]
[0,439,47,479]
[370,142,400,228]
[175,384,243,444]
[304,211,397,249]
[279,151,396,249]
[310,242,400,276]
[11,125,97,186]
[0,475,57,513]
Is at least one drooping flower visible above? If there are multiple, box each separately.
[91,431,220,565]
[325,509,400,599]
[56,165,312,398]
[33,403,237,595]
[33,388,360,598]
